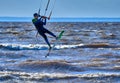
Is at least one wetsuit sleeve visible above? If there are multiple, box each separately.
[33,18,42,25]
[32,18,46,26]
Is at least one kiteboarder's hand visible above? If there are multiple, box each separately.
[41,16,50,20]
[48,17,50,20]
[41,16,47,19]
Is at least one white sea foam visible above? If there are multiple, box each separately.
[0,43,119,50]
[0,43,84,50]
[0,71,120,80]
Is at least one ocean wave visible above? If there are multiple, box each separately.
[14,60,83,73]
[0,71,120,82]
[0,43,119,50]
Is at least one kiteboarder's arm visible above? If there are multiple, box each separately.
[41,16,50,20]
[32,18,40,25]
[32,16,47,25]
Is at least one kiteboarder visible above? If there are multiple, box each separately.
[32,13,57,50]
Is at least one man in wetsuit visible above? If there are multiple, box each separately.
[32,13,57,50]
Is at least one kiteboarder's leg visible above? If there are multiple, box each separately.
[44,28,57,38]
[40,32,52,50]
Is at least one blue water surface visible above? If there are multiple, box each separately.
[0,17,120,22]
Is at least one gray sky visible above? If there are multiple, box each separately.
[0,0,120,17]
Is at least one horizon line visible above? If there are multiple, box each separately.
[0,16,120,18]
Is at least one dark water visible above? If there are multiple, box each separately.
[0,22,120,83]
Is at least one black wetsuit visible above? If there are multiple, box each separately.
[32,17,56,48]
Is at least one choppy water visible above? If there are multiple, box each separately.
[0,22,120,83]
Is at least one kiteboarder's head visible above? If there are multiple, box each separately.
[33,13,40,19]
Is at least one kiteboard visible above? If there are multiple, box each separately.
[45,30,64,57]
